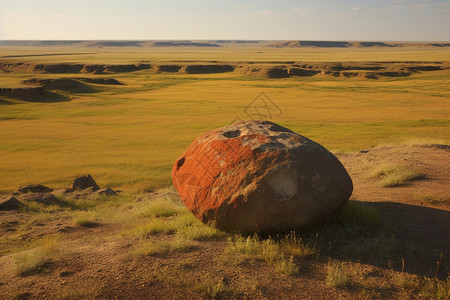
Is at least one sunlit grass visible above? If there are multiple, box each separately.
[73,211,98,227]
[370,163,424,187]
[225,235,299,275]
[326,262,350,288]
[0,48,449,192]
[13,234,63,276]
[123,196,225,241]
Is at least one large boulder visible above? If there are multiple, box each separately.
[172,120,353,234]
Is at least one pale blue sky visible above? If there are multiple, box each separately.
[0,0,449,41]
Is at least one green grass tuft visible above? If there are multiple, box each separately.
[73,211,98,227]
[326,262,350,288]
[195,277,239,298]
[13,235,61,276]
[370,163,424,187]
[279,231,318,258]
[137,198,184,218]
[225,235,299,275]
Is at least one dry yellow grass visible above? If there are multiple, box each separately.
[0,47,449,191]
[1,46,450,63]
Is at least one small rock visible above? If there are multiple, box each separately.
[19,193,59,206]
[0,196,25,211]
[17,184,53,194]
[95,188,117,196]
[72,174,99,190]
[70,187,97,199]
[83,187,98,194]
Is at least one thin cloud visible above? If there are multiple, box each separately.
[288,8,317,16]
[374,4,404,11]
[409,2,428,9]
[257,10,277,16]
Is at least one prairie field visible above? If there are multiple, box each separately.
[0,45,449,299]
[0,46,449,192]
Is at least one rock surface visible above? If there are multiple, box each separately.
[72,174,100,191]
[17,184,54,194]
[19,193,59,205]
[172,120,353,233]
[0,196,25,211]
[95,188,118,196]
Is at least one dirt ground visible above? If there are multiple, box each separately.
[0,144,449,299]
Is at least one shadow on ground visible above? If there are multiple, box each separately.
[309,201,450,279]
[0,90,70,103]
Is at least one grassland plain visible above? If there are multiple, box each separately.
[0,45,449,299]
[0,46,449,191]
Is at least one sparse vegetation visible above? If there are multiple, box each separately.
[125,198,225,241]
[13,234,61,276]
[415,193,442,205]
[225,235,299,275]
[136,237,195,256]
[176,223,225,241]
[279,231,318,258]
[195,277,235,298]
[326,262,350,288]
[73,211,98,227]
[137,198,184,218]
[393,272,450,299]
[419,277,450,300]
[370,163,424,187]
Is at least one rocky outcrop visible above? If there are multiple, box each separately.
[19,193,59,205]
[17,184,53,194]
[144,41,220,47]
[260,67,289,78]
[269,41,351,48]
[155,65,182,72]
[22,78,95,93]
[0,196,25,211]
[0,63,150,74]
[106,64,151,73]
[72,174,100,191]
[0,87,45,99]
[1,175,119,210]
[0,61,445,81]
[180,65,234,74]
[21,77,123,93]
[95,188,118,196]
[287,68,319,77]
[172,120,353,234]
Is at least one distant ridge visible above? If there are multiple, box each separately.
[0,40,449,48]
[269,41,351,48]
[0,40,221,47]
[268,41,450,48]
